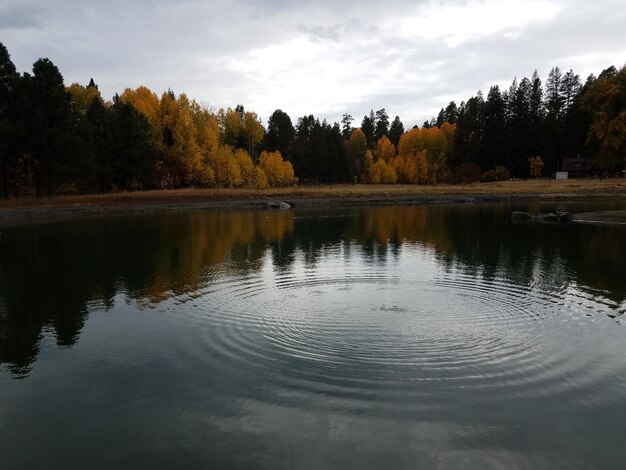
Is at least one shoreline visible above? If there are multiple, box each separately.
[1,180,626,226]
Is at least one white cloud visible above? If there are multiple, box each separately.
[1,0,625,126]
[394,0,561,47]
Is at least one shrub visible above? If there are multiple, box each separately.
[482,165,511,182]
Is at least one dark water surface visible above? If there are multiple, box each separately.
[1,202,626,469]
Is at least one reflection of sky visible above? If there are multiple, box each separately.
[3,232,626,468]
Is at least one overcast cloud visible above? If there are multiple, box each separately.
[2,0,625,126]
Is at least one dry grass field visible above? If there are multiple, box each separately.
[1,178,625,210]
[0,179,625,226]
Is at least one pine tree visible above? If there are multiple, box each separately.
[483,86,507,171]
[374,108,389,141]
[360,111,376,149]
[0,43,18,198]
[263,109,295,161]
[388,116,404,147]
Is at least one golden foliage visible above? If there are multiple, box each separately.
[234,149,256,188]
[210,146,242,188]
[67,83,102,112]
[119,86,161,133]
[254,167,269,189]
[582,66,626,171]
[368,158,397,184]
[348,129,368,182]
[390,151,428,184]
[397,128,424,157]
[258,151,298,187]
[376,135,396,162]
[395,126,450,184]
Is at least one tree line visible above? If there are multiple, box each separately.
[0,42,624,198]
[438,66,626,181]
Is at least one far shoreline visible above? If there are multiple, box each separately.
[1,179,625,226]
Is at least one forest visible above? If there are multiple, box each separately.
[0,42,624,198]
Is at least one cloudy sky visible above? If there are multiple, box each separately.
[2,0,625,126]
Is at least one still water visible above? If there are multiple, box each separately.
[1,202,625,468]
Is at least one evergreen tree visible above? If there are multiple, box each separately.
[290,115,316,183]
[529,70,544,159]
[436,108,445,127]
[562,73,588,159]
[509,78,532,176]
[443,101,459,124]
[544,67,564,173]
[341,113,353,140]
[360,111,376,149]
[263,109,294,160]
[29,58,73,196]
[388,116,404,147]
[86,97,111,192]
[0,43,18,198]
[464,93,485,166]
[109,98,158,190]
[483,85,507,171]
[374,108,389,141]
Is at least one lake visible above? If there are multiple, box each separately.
[1,202,625,469]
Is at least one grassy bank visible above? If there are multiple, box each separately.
[2,179,626,207]
[1,179,625,225]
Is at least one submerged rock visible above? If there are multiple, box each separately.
[266,201,293,210]
[531,212,572,222]
[511,211,530,219]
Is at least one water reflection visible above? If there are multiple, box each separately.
[0,204,624,376]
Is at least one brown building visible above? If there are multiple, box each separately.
[561,157,593,178]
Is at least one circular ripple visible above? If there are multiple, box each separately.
[176,263,626,416]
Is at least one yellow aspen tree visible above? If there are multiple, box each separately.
[67,83,102,113]
[234,149,256,188]
[258,151,297,187]
[376,135,396,162]
[119,86,161,137]
[241,111,265,157]
[347,129,368,182]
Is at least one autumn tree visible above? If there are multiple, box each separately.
[583,65,626,173]
[393,128,428,183]
[368,158,396,184]
[67,81,101,116]
[219,107,242,147]
[258,151,297,187]
[347,128,368,183]
[118,86,161,144]
[376,135,396,162]
[240,111,264,158]
[234,149,256,187]
[210,146,241,188]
